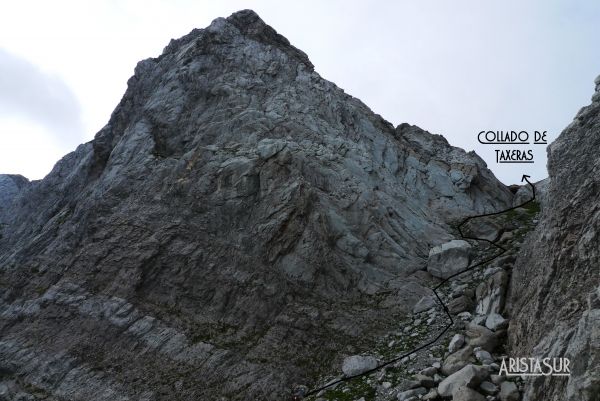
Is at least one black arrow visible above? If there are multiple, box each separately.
[520,174,535,203]
[301,175,537,399]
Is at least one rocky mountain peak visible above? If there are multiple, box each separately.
[162,9,314,71]
[0,10,518,400]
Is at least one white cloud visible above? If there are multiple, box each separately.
[0,49,84,179]
[0,49,84,148]
[0,117,64,180]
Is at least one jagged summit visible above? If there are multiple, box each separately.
[0,10,513,400]
[161,9,313,71]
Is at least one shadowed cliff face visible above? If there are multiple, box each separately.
[0,174,29,225]
[507,78,600,401]
[0,10,512,400]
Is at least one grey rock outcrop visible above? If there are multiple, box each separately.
[512,178,549,209]
[507,76,600,400]
[0,10,513,400]
[475,269,508,315]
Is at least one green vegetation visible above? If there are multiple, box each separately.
[504,200,540,222]
[522,200,540,214]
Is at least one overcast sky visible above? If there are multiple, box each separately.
[1,0,599,183]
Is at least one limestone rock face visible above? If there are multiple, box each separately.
[0,10,513,400]
[507,76,600,400]
[475,270,508,315]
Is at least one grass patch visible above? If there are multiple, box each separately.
[522,200,540,215]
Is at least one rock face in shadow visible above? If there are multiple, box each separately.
[0,174,29,224]
[507,76,600,401]
[0,10,512,400]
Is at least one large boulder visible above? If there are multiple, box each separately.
[464,218,502,242]
[466,323,498,352]
[427,240,472,279]
[341,355,378,376]
[438,364,489,397]
[441,345,475,376]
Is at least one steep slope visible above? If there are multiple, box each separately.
[0,10,512,400]
[507,77,600,400]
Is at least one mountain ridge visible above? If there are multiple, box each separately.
[0,9,518,400]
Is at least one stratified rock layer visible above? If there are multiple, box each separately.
[507,77,600,400]
[0,10,512,400]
